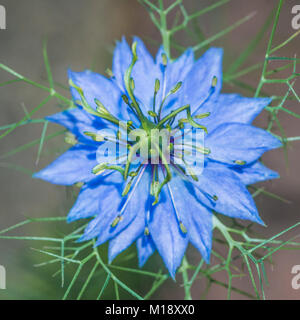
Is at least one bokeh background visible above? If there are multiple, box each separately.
[0,0,299,300]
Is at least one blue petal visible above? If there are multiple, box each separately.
[112,37,162,114]
[206,123,282,165]
[155,45,166,66]
[191,162,264,224]
[179,47,223,114]
[148,171,189,278]
[136,235,156,267]
[232,161,279,185]
[112,36,132,92]
[157,48,195,118]
[46,107,114,144]
[168,172,212,263]
[131,37,162,113]
[199,95,272,132]
[108,206,147,263]
[33,145,98,185]
[79,165,150,245]
[67,171,123,222]
[68,69,129,120]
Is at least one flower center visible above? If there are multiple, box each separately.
[70,41,216,207]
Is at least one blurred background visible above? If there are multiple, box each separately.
[0,0,299,299]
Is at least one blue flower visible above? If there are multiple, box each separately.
[34,37,281,278]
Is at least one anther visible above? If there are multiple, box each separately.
[74,182,84,188]
[212,76,218,88]
[144,227,150,236]
[95,99,110,115]
[171,81,182,94]
[122,180,132,196]
[179,221,188,234]
[105,68,114,78]
[64,132,77,145]
[162,53,168,67]
[234,160,246,165]
[148,111,158,118]
[92,163,107,175]
[168,143,174,151]
[155,79,160,93]
[130,77,135,90]
[117,130,122,140]
[122,94,129,105]
[111,215,121,228]
[129,171,138,178]
[84,131,105,142]
[194,112,211,119]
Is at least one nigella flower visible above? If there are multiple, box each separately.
[34,37,281,277]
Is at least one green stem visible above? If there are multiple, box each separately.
[181,256,192,300]
[159,0,171,59]
[255,0,283,97]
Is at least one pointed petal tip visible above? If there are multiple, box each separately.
[254,215,265,226]
[108,253,114,265]
[66,215,76,224]
[32,171,40,179]
[203,250,211,265]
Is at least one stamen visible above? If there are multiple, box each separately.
[130,77,135,90]
[152,79,161,121]
[64,132,77,145]
[148,111,158,118]
[94,99,110,115]
[111,215,121,228]
[74,182,84,188]
[92,163,108,175]
[179,221,188,234]
[162,53,168,67]
[184,165,199,182]
[124,42,148,128]
[92,163,125,176]
[124,142,141,180]
[194,112,211,119]
[122,94,129,105]
[122,180,133,196]
[105,68,113,78]
[144,227,150,236]
[234,160,247,165]
[155,79,160,93]
[192,76,218,116]
[117,130,122,140]
[171,81,182,94]
[212,76,218,88]
[157,81,183,121]
[129,171,138,178]
[152,154,172,205]
[84,131,105,142]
